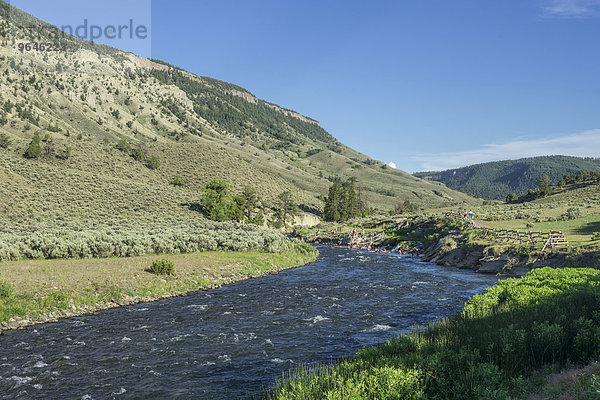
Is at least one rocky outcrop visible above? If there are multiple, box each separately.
[422,229,600,276]
[422,232,529,276]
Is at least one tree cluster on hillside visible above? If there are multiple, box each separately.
[200,179,296,227]
[415,155,600,201]
[506,169,600,203]
[148,67,337,148]
[22,132,70,160]
[557,170,600,186]
[393,198,417,215]
[508,174,553,203]
[323,178,362,222]
[200,179,244,222]
[114,139,160,169]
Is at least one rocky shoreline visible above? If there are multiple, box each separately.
[420,230,596,276]
[421,233,531,276]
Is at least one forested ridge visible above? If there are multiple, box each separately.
[414,155,600,200]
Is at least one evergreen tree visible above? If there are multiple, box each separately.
[506,193,518,203]
[340,177,359,220]
[274,191,297,227]
[23,133,41,159]
[241,186,260,220]
[539,174,552,196]
[323,179,342,222]
[323,178,361,222]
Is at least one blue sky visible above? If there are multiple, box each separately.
[10,0,600,172]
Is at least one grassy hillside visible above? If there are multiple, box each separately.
[0,0,476,236]
[414,155,600,200]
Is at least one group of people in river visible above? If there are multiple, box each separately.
[311,228,421,256]
[371,244,421,256]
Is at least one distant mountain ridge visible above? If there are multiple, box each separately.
[414,156,600,200]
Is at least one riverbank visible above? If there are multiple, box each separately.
[264,267,600,399]
[408,216,600,276]
[301,214,600,276]
[0,245,318,333]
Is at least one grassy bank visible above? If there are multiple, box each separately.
[470,184,600,247]
[0,244,317,326]
[264,267,600,399]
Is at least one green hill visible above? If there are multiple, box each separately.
[414,155,600,200]
[0,0,477,236]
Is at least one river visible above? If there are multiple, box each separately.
[0,245,498,399]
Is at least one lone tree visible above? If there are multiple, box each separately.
[274,190,297,227]
[506,192,518,203]
[241,186,259,220]
[23,133,42,159]
[242,186,264,225]
[200,179,243,222]
[539,174,552,197]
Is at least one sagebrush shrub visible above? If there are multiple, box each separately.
[0,133,11,149]
[0,279,15,299]
[170,177,185,186]
[151,259,175,275]
[146,155,160,169]
[0,219,293,261]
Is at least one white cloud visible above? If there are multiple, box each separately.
[413,129,600,171]
[542,0,600,17]
[387,162,397,169]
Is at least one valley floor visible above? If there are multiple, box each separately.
[0,249,317,332]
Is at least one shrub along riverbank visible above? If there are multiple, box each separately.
[0,242,317,331]
[265,267,600,399]
[0,219,293,261]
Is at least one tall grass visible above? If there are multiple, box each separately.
[265,267,600,399]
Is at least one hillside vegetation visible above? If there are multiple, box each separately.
[0,0,476,243]
[470,180,600,247]
[414,155,600,200]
